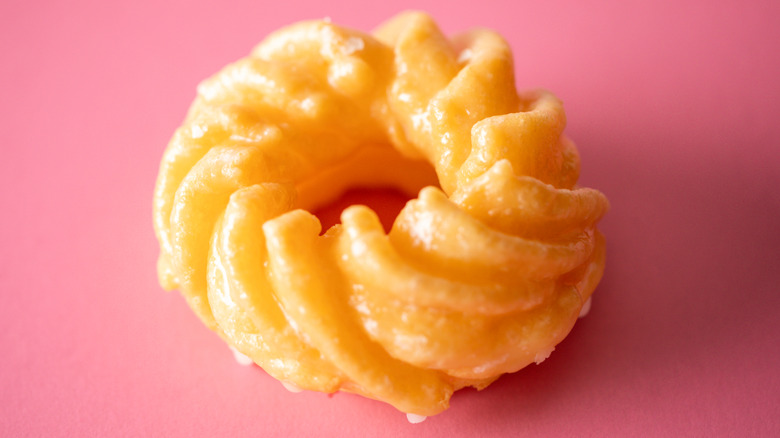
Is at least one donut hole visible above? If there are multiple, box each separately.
[295,144,440,234]
[312,187,413,233]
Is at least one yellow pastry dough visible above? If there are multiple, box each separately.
[153,11,608,417]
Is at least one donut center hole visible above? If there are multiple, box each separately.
[295,145,441,234]
[312,186,414,233]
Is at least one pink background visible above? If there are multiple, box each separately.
[2,0,779,436]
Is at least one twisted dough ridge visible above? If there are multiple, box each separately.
[153,12,608,416]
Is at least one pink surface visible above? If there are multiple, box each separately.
[2,0,779,436]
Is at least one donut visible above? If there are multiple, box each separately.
[153,11,609,419]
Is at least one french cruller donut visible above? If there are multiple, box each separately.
[153,11,608,420]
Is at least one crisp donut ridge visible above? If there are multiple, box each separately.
[153,11,608,416]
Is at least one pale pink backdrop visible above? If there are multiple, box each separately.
[2,0,779,436]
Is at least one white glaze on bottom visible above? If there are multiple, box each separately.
[406,413,427,424]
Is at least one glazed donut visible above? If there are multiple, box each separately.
[153,11,608,418]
